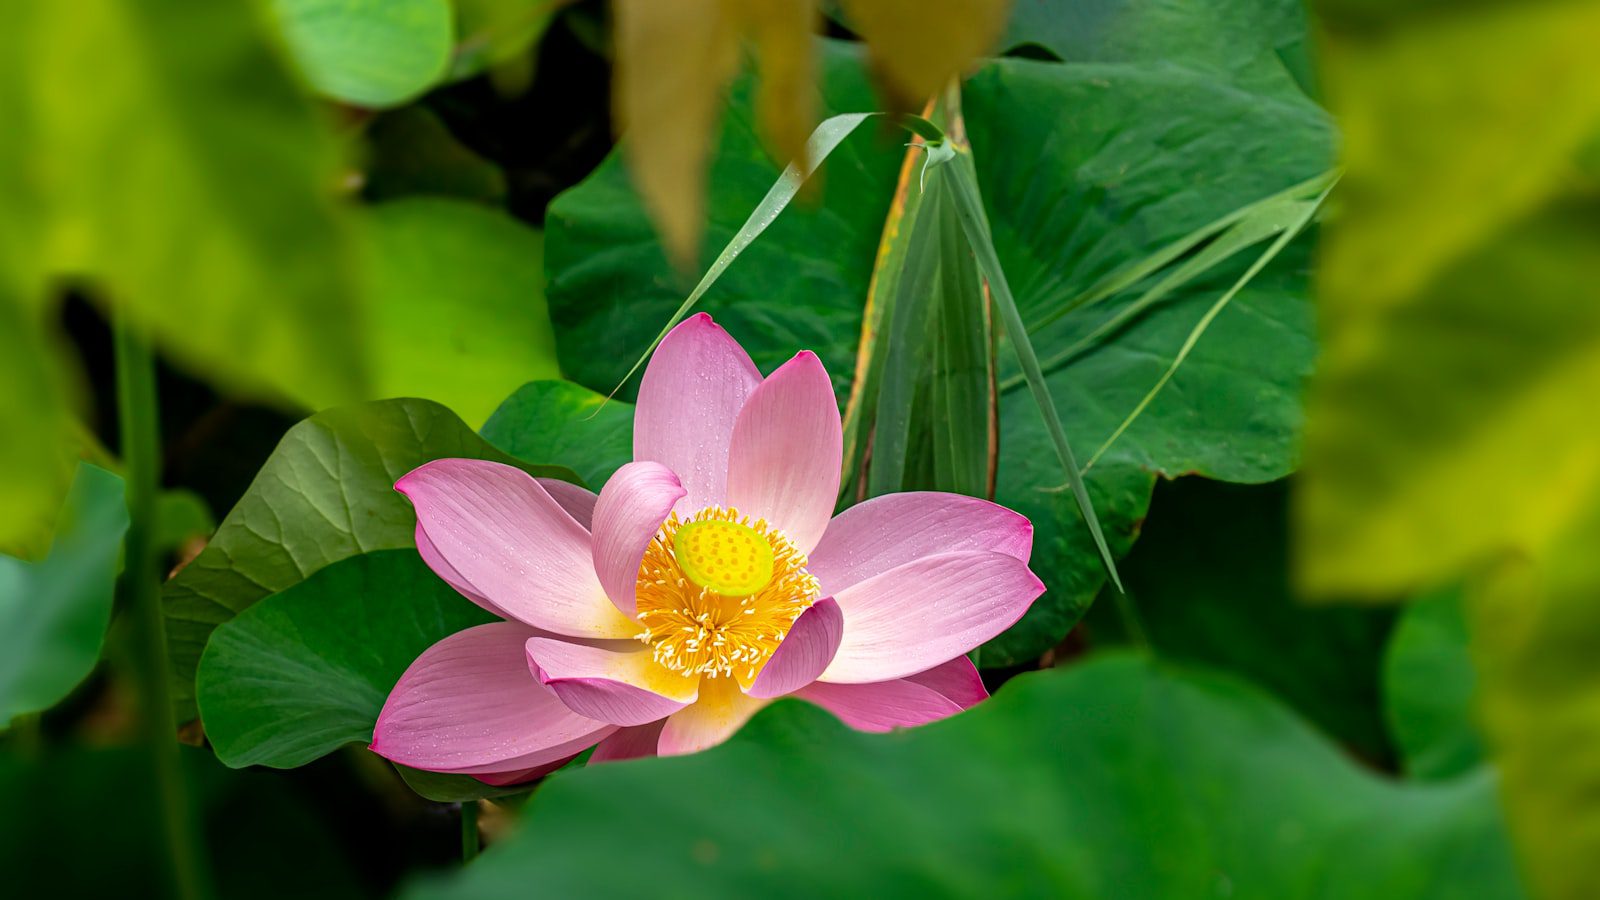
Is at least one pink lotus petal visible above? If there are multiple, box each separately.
[794,678,964,732]
[743,598,843,699]
[471,755,574,787]
[396,459,637,639]
[591,461,685,617]
[589,721,666,764]
[526,637,698,726]
[634,313,761,515]
[725,351,842,553]
[808,492,1033,595]
[414,522,511,619]
[538,478,598,530]
[821,551,1045,684]
[905,655,989,709]
[370,623,614,772]
[658,679,769,756]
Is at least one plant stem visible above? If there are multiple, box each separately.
[114,307,211,900]
[461,801,481,862]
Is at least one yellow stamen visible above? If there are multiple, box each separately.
[634,507,818,680]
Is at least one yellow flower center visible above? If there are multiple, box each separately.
[634,507,819,681]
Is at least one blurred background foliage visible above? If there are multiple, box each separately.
[0,0,1595,896]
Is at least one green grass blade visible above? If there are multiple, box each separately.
[1027,170,1339,334]
[610,112,949,401]
[940,151,1124,592]
[608,112,876,397]
[1082,182,1337,472]
[1008,172,1339,391]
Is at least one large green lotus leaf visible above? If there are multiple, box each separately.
[271,0,453,107]
[0,464,127,723]
[197,550,490,769]
[200,548,590,801]
[358,198,561,427]
[480,381,635,489]
[0,0,366,411]
[1112,478,1394,759]
[1001,0,1312,95]
[544,40,903,401]
[402,655,1525,900]
[0,745,366,899]
[163,398,574,722]
[971,55,1328,664]
[1384,587,1484,780]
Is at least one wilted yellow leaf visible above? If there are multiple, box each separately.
[840,0,1011,109]
[612,0,743,269]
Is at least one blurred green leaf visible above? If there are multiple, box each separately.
[163,398,577,722]
[0,297,78,559]
[1296,2,1600,895]
[1384,588,1483,780]
[0,746,369,899]
[402,655,1525,899]
[449,0,560,80]
[0,464,127,724]
[198,550,492,769]
[1473,513,1600,900]
[546,41,903,402]
[272,0,454,107]
[1117,479,1394,759]
[480,381,634,489]
[361,106,508,204]
[1,0,367,410]
[155,490,216,556]
[357,198,561,426]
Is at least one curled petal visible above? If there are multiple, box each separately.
[725,351,842,553]
[371,623,614,772]
[906,655,988,709]
[592,461,685,617]
[538,478,599,530]
[471,755,575,787]
[808,492,1033,595]
[822,551,1044,684]
[794,678,964,732]
[743,598,843,699]
[397,459,637,639]
[634,313,761,514]
[526,637,698,726]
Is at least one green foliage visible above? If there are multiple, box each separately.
[402,655,1524,899]
[357,198,561,426]
[272,0,454,107]
[546,32,1330,663]
[1384,588,1484,780]
[198,551,492,769]
[480,381,635,489]
[163,399,575,722]
[0,465,127,724]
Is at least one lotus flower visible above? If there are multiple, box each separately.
[370,314,1044,783]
